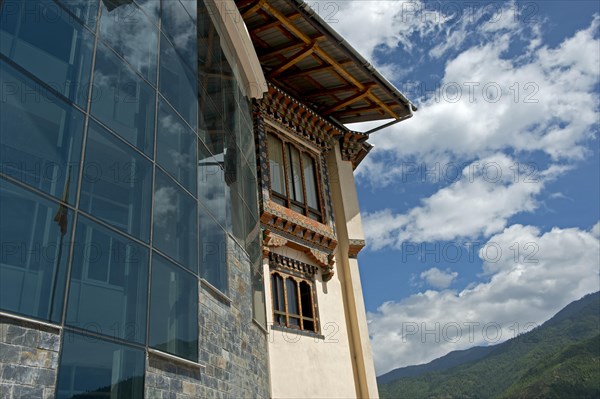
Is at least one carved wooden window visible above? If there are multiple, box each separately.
[267,132,323,222]
[270,271,317,333]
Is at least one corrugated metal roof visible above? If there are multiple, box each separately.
[236,0,416,126]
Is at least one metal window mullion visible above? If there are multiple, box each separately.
[60,0,103,326]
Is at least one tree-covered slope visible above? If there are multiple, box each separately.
[378,292,600,399]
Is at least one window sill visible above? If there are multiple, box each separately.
[200,279,232,306]
[0,311,61,333]
[270,324,325,340]
[148,348,205,370]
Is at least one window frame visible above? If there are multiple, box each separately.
[266,130,324,223]
[270,269,318,334]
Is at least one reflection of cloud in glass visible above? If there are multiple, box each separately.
[154,186,177,230]
[162,1,196,65]
[198,157,227,226]
[158,108,195,172]
[99,3,157,81]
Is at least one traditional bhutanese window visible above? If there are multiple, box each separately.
[269,252,318,333]
[267,131,323,222]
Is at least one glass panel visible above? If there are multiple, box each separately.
[287,145,303,203]
[66,216,149,344]
[157,98,197,193]
[99,0,158,84]
[0,0,94,107]
[286,278,299,316]
[0,61,84,204]
[178,0,197,22]
[272,274,284,312]
[159,33,197,130]
[267,135,285,196]
[91,43,155,157]
[57,0,100,28]
[153,170,197,271]
[56,332,145,399]
[161,0,196,70]
[197,142,227,227]
[80,121,153,242]
[0,179,70,323]
[300,281,313,319]
[199,204,227,293]
[149,253,198,361]
[303,153,319,210]
[135,0,160,23]
[251,244,265,327]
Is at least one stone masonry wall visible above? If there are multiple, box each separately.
[0,317,60,399]
[145,237,270,399]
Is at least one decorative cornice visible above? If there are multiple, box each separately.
[262,85,338,152]
[269,252,318,277]
[262,230,335,280]
[348,239,366,258]
[262,201,337,252]
[339,132,373,170]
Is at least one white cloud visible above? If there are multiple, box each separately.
[355,14,599,186]
[363,154,568,249]
[369,223,600,375]
[420,267,458,289]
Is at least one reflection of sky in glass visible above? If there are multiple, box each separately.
[99,1,158,83]
[162,0,197,71]
[157,99,198,192]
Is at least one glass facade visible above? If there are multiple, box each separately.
[0,0,262,384]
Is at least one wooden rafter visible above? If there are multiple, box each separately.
[334,102,399,117]
[242,0,266,18]
[268,43,316,77]
[322,89,371,116]
[259,2,400,120]
[258,36,324,61]
[278,61,352,80]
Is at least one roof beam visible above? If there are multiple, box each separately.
[258,36,324,60]
[257,1,402,120]
[322,89,371,116]
[242,0,266,18]
[334,102,399,117]
[268,44,316,77]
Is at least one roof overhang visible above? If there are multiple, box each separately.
[235,0,416,126]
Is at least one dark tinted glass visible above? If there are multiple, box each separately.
[199,204,227,293]
[57,0,100,29]
[197,142,227,226]
[135,0,160,22]
[99,0,158,84]
[159,33,197,129]
[153,170,197,271]
[149,253,198,361]
[0,179,70,323]
[161,0,196,70]
[80,121,153,242]
[66,216,149,344]
[0,0,94,107]
[91,43,155,157]
[0,61,84,204]
[56,332,145,399]
[157,98,197,193]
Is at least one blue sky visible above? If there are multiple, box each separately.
[310,0,600,374]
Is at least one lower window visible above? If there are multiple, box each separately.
[56,332,145,399]
[270,254,318,333]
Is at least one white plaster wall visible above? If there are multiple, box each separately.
[266,247,359,399]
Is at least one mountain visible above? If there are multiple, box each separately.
[378,292,600,399]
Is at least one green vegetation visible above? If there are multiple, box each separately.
[378,292,600,399]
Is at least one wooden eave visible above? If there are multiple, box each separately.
[236,0,416,125]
